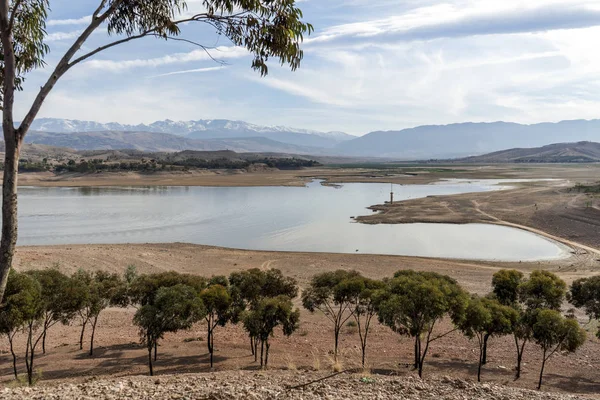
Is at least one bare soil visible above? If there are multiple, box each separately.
[3,243,599,397]
[2,371,594,399]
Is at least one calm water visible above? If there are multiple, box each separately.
[17,179,568,261]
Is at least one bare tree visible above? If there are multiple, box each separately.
[0,0,312,303]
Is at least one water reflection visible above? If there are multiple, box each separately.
[17,180,568,261]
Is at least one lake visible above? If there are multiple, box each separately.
[17,179,569,261]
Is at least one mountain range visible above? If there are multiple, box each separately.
[456,141,600,163]
[28,118,354,149]
[20,118,600,159]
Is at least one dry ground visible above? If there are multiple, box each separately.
[3,244,599,396]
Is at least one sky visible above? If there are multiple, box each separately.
[13,0,600,135]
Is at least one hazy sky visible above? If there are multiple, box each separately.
[14,0,600,135]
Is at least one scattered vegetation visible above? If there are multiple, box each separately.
[570,182,600,193]
[0,266,590,388]
[13,156,321,174]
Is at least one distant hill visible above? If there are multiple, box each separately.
[334,120,600,159]
[24,131,327,154]
[25,118,355,149]
[455,141,600,163]
[21,118,600,159]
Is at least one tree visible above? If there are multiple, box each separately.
[26,268,86,354]
[128,271,207,360]
[241,295,299,369]
[519,270,566,311]
[133,284,205,376]
[229,268,298,359]
[199,281,232,368]
[491,269,567,380]
[532,310,586,390]
[569,276,600,338]
[0,270,43,380]
[346,277,385,368]
[129,271,207,307]
[0,0,313,305]
[302,270,363,363]
[459,296,518,382]
[492,269,524,306]
[376,270,468,378]
[73,270,126,355]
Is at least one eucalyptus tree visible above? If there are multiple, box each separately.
[376,270,468,378]
[532,310,586,390]
[133,284,205,376]
[199,279,232,368]
[0,0,313,304]
[241,295,299,369]
[72,269,126,355]
[569,276,600,338]
[302,269,363,363]
[26,268,86,354]
[229,268,298,359]
[128,271,207,359]
[0,270,43,380]
[346,276,385,368]
[491,269,568,380]
[459,296,518,382]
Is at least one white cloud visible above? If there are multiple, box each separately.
[308,0,600,44]
[83,46,248,72]
[151,66,227,77]
[46,30,83,42]
[47,15,92,26]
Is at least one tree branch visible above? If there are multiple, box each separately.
[93,0,108,18]
[8,0,23,32]
[17,0,123,138]
[428,327,459,343]
[68,29,157,68]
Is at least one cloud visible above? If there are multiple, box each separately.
[83,46,248,72]
[151,66,227,77]
[308,2,600,45]
[47,15,92,26]
[46,29,83,42]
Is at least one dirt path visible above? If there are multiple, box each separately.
[470,199,600,257]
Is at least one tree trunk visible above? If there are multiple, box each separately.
[334,326,340,362]
[79,318,88,350]
[260,339,264,368]
[482,333,490,365]
[147,345,154,376]
[414,336,420,369]
[8,333,17,379]
[514,337,526,381]
[0,131,19,304]
[361,342,367,368]
[25,328,32,385]
[537,350,547,390]
[154,340,157,362]
[89,316,98,356]
[209,330,214,368]
[42,327,47,354]
[26,324,35,386]
[250,335,255,355]
[254,337,258,362]
[0,5,19,304]
[477,338,484,382]
[264,340,270,369]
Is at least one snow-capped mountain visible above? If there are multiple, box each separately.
[25,118,355,148]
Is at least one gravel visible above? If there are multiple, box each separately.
[1,371,592,400]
